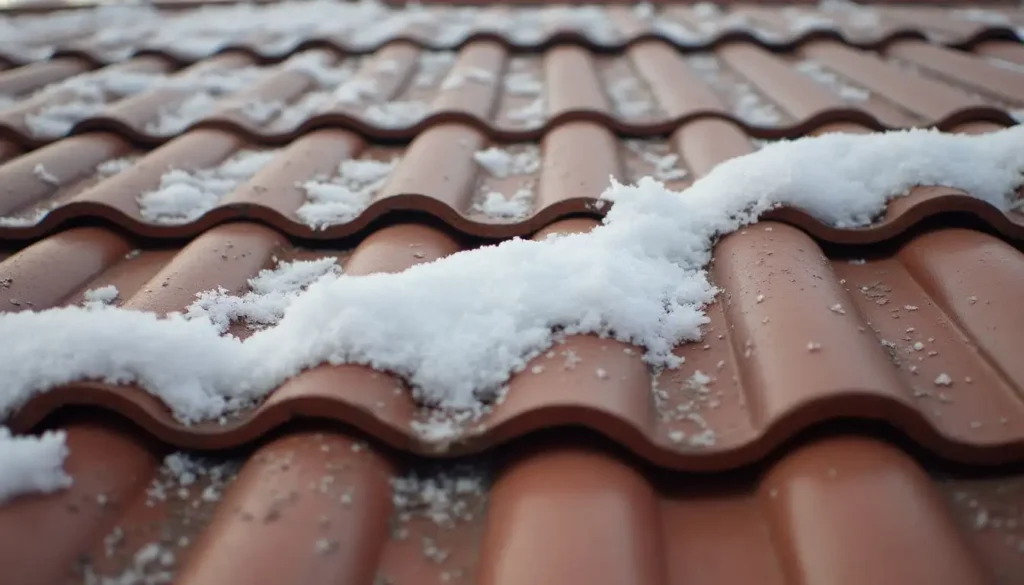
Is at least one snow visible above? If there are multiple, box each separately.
[296,158,398,229]
[795,60,870,103]
[96,157,137,177]
[23,69,165,138]
[2,125,1024,500]
[472,146,540,179]
[364,101,428,128]
[84,285,120,307]
[687,55,785,125]
[441,67,495,91]
[184,258,341,333]
[32,163,60,186]
[145,66,269,135]
[475,189,533,220]
[507,97,546,127]
[138,149,278,225]
[0,428,71,504]
[472,145,540,220]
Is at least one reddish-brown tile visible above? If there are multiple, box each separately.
[9,422,1017,585]
[1,9,1020,147]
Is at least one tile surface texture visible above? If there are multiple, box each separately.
[1,1,1024,584]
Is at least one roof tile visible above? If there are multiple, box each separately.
[2,2,1024,582]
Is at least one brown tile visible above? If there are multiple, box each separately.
[6,200,1024,468]
[1,8,1021,147]
[3,421,1020,585]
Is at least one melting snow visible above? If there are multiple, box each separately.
[2,126,1024,500]
[138,149,277,225]
[296,158,398,229]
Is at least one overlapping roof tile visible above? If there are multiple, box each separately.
[2,1,1024,583]
[3,417,1023,585]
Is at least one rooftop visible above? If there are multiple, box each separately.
[1,1,1024,584]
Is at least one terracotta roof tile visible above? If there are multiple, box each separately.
[2,2,1024,582]
[3,417,1023,585]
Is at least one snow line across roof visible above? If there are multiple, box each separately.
[1,35,1022,149]
[1,124,1024,504]
[0,2,1021,66]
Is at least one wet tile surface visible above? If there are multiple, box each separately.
[2,2,1024,583]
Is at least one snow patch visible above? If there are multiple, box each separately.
[84,285,120,307]
[0,428,71,504]
[138,149,277,225]
[296,158,399,229]
[2,126,1023,499]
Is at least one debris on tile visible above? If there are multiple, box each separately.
[807,342,822,352]
[934,373,954,386]
[297,157,399,229]
[138,149,278,225]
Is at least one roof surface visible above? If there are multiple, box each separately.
[1,1,1024,584]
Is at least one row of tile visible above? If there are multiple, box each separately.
[0,111,1020,242]
[3,414,1022,585]
[0,35,1021,147]
[4,185,1024,467]
[1,2,1021,67]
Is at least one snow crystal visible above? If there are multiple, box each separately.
[413,52,457,88]
[145,66,270,135]
[472,146,540,179]
[441,67,495,91]
[334,78,379,105]
[390,466,485,528]
[96,157,137,177]
[0,206,53,228]
[507,97,546,127]
[1,126,1023,498]
[23,69,165,138]
[504,71,543,97]
[625,141,688,182]
[296,158,398,229]
[363,101,428,128]
[32,163,60,186]
[138,149,277,225]
[795,60,870,103]
[84,285,120,307]
[185,258,340,333]
[475,189,533,220]
[0,428,71,504]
